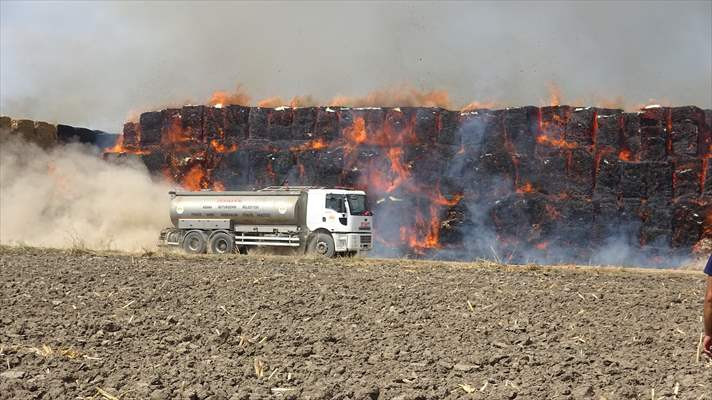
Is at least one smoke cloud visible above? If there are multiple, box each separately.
[0,134,171,251]
[1,1,710,132]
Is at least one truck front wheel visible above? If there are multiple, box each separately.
[308,232,335,257]
[182,230,207,254]
[209,232,235,254]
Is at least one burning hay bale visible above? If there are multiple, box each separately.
[104,104,712,265]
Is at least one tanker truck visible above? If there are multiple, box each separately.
[159,186,373,257]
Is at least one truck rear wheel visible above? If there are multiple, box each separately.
[308,232,335,257]
[209,232,235,254]
[182,230,207,254]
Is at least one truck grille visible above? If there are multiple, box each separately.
[360,235,372,245]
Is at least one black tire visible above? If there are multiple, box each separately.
[209,232,235,254]
[308,232,336,258]
[182,231,207,254]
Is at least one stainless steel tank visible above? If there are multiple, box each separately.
[169,191,305,226]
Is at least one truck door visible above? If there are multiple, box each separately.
[325,194,348,227]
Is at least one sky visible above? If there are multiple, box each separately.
[1,1,711,132]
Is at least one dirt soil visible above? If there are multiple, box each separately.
[0,246,710,400]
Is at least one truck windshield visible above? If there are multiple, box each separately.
[346,194,369,215]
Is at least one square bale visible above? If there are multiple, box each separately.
[645,161,673,202]
[673,160,701,199]
[203,106,226,142]
[622,113,642,159]
[139,150,166,175]
[213,150,250,189]
[595,112,622,150]
[620,161,647,198]
[180,106,205,142]
[640,126,667,161]
[670,122,698,157]
[504,106,538,156]
[594,154,621,197]
[566,108,596,147]
[566,148,595,196]
[314,107,340,140]
[437,109,461,146]
[122,122,140,149]
[412,108,439,143]
[224,105,250,143]
[139,111,162,145]
[672,199,704,247]
[291,107,317,140]
[266,107,294,141]
[459,110,501,150]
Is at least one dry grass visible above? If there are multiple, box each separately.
[0,243,706,278]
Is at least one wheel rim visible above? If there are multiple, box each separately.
[188,237,200,251]
[315,240,328,255]
[215,238,229,253]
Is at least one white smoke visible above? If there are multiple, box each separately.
[0,134,171,251]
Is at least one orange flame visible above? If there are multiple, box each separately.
[536,135,577,149]
[618,149,632,161]
[181,164,207,191]
[210,139,237,153]
[290,138,328,152]
[517,182,535,194]
[208,85,250,107]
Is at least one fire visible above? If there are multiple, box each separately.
[460,101,499,112]
[208,85,250,106]
[210,139,237,153]
[618,149,632,161]
[343,117,368,147]
[181,164,208,191]
[517,182,535,194]
[329,86,450,108]
[547,82,562,106]
[290,138,328,152]
[104,134,126,153]
[103,134,149,155]
[536,135,577,149]
[257,97,284,108]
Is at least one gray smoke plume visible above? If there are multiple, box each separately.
[2,1,710,132]
[0,134,171,251]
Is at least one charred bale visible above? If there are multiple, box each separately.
[672,199,704,247]
[224,105,250,143]
[437,109,461,145]
[180,106,205,142]
[413,108,439,143]
[291,107,317,140]
[203,107,226,143]
[645,162,673,202]
[621,113,642,160]
[670,122,698,157]
[567,148,594,196]
[594,154,620,200]
[139,111,162,145]
[673,160,701,199]
[266,108,294,141]
[120,122,139,149]
[213,150,251,189]
[620,161,647,198]
[595,113,622,150]
[566,108,596,147]
[504,107,538,157]
[314,107,340,140]
[140,151,166,175]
